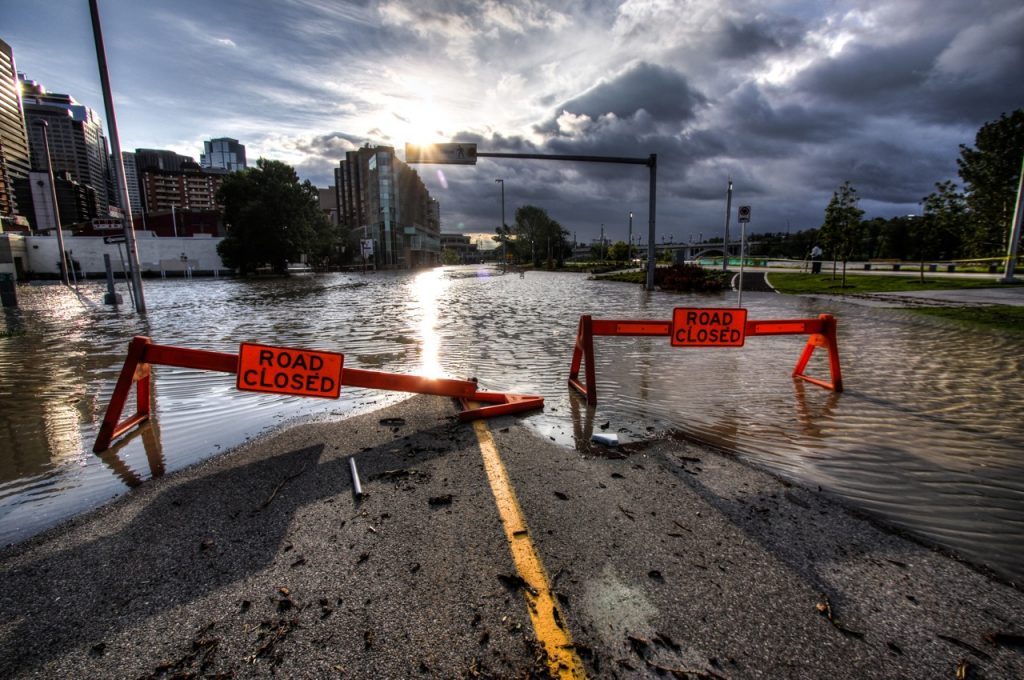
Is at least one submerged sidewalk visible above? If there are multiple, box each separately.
[1,395,1022,678]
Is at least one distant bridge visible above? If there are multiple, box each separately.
[653,241,763,261]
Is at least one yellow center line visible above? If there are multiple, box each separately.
[471,418,587,679]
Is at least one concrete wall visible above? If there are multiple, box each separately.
[12,231,228,278]
[0,234,27,278]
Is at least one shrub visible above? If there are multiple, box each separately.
[656,264,730,292]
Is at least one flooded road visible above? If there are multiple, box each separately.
[1,267,1022,583]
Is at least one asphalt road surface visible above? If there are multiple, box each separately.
[2,395,1023,679]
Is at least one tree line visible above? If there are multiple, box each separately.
[753,109,1023,269]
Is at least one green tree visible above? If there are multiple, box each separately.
[957,109,1024,257]
[916,180,967,280]
[608,240,630,261]
[217,159,340,275]
[492,224,513,266]
[513,205,567,267]
[819,181,864,286]
[441,248,461,265]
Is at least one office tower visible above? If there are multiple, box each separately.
[133,148,193,173]
[26,170,94,231]
[120,151,144,215]
[140,162,225,214]
[201,137,246,171]
[20,75,112,218]
[335,145,440,268]
[0,40,30,223]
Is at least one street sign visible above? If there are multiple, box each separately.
[738,205,751,223]
[103,235,127,244]
[92,218,122,231]
[360,239,374,257]
[671,307,748,347]
[405,143,477,165]
[237,343,344,398]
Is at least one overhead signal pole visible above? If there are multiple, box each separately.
[406,144,658,289]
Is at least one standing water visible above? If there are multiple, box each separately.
[1,268,1023,583]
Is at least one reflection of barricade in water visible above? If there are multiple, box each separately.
[93,336,543,453]
[568,311,842,406]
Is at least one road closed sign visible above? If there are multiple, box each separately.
[237,343,344,398]
[671,307,748,347]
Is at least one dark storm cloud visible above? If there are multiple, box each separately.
[794,36,949,114]
[793,4,1024,125]
[711,15,805,60]
[535,62,707,135]
[294,132,371,159]
[715,83,859,153]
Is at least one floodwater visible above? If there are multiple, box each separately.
[1,268,1023,583]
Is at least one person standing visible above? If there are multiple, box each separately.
[810,245,823,274]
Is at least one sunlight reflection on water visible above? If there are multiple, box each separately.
[1,269,1023,583]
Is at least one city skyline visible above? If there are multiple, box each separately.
[4,0,1022,243]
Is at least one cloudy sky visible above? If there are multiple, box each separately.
[4,0,1022,244]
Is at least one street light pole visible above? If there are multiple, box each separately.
[628,211,633,266]
[495,178,505,270]
[35,121,69,285]
[89,0,145,313]
[645,154,657,290]
[723,178,732,272]
[1002,152,1024,282]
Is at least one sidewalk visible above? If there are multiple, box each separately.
[2,395,1022,678]
[796,285,1024,308]
[867,286,1024,307]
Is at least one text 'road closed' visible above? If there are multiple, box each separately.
[237,343,344,398]
[671,307,748,347]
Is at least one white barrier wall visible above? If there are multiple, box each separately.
[20,232,228,277]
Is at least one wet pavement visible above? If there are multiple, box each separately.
[2,395,1022,679]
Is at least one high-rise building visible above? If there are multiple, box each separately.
[318,186,337,224]
[120,151,144,215]
[133,148,193,174]
[140,162,225,214]
[0,40,30,224]
[20,75,112,218]
[201,137,246,171]
[335,145,440,268]
[22,170,94,232]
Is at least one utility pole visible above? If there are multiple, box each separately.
[89,0,145,313]
[35,121,69,285]
[628,211,633,265]
[723,178,732,272]
[645,154,657,290]
[495,178,505,270]
[1002,152,1024,282]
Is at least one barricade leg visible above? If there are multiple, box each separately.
[567,315,597,405]
[792,314,843,392]
[93,336,154,452]
[457,390,545,421]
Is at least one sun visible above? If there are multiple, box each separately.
[398,103,449,147]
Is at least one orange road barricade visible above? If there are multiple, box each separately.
[93,336,544,453]
[568,308,842,406]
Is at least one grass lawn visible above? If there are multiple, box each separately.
[912,305,1024,334]
[767,271,1021,295]
[596,271,645,283]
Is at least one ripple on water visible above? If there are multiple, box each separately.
[1,271,1023,584]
